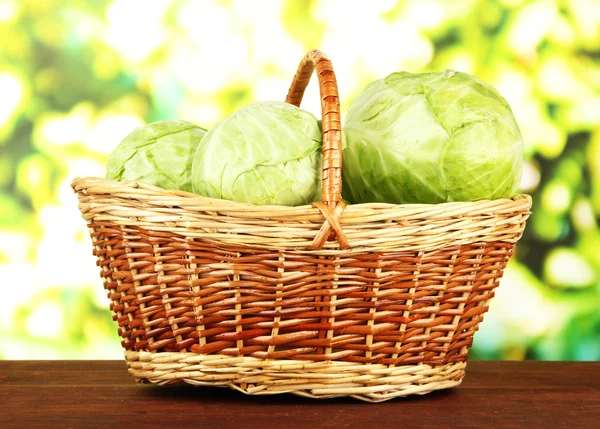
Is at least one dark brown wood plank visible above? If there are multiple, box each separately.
[0,360,598,429]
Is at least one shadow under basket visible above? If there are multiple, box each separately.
[72,50,532,402]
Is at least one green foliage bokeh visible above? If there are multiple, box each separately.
[0,0,598,360]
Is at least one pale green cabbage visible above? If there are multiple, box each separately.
[191,101,322,206]
[342,70,523,204]
[106,120,206,193]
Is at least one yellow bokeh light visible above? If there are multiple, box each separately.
[0,231,29,263]
[548,15,577,47]
[105,0,170,62]
[535,122,566,159]
[36,204,99,290]
[0,72,23,130]
[34,17,64,47]
[493,66,529,110]
[0,262,39,325]
[572,199,597,232]
[39,112,90,146]
[26,302,64,339]
[512,95,565,157]
[0,0,19,22]
[404,0,445,31]
[442,51,476,74]
[83,113,144,154]
[486,263,557,339]
[314,0,396,22]
[520,160,541,192]
[538,55,588,101]
[59,159,106,204]
[541,181,572,215]
[179,99,223,129]
[544,248,596,288]
[15,154,53,210]
[562,96,600,131]
[93,51,122,81]
[507,0,558,59]
[568,0,600,47]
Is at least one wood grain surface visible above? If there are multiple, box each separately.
[1,360,598,429]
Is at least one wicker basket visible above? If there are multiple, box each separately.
[72,50,531,402]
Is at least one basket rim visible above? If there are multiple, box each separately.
[72,175,532,212]
[72,176,531,254]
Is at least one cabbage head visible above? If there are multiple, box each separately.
[342,70,523,204]
[191,101,322,206]
[106,120,206,193]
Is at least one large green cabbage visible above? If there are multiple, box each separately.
[342,70,523,204]
[106,120,206,192]
[191,101,322,206]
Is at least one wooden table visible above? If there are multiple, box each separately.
[1,360,598,428]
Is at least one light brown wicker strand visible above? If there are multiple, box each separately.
[267,255,286,357]
[434,252,461,360]
[309,201,349,250]
[389,251,423,366]
[126,242,154,349]
[105,240,138,347]
[421,252,458,363]
[314,255,326,357]
[324,255,340,356]
[234,271,243,351]
[457,246,486,359]
[457,243,509,358]
[91,232,128,344]
[154,243,183,351]
[364,266,381,361]
[421,253,462,362]
[187,243,206,348]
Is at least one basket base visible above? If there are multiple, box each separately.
[125,351,466,402]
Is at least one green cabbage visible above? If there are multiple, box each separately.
[342,70,523,204]
[106,120,206,193]
[191,101,322,206]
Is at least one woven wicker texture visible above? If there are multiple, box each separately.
[285,49,343,208]
[126,351,466,402]
[72,50,532,400]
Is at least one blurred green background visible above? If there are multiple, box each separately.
[0,0,599,360]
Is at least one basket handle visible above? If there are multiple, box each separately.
[285,50,343,209]
[286,50,349,250]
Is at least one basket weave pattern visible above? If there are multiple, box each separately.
[73,50,531,401]
[86,213,521,364]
